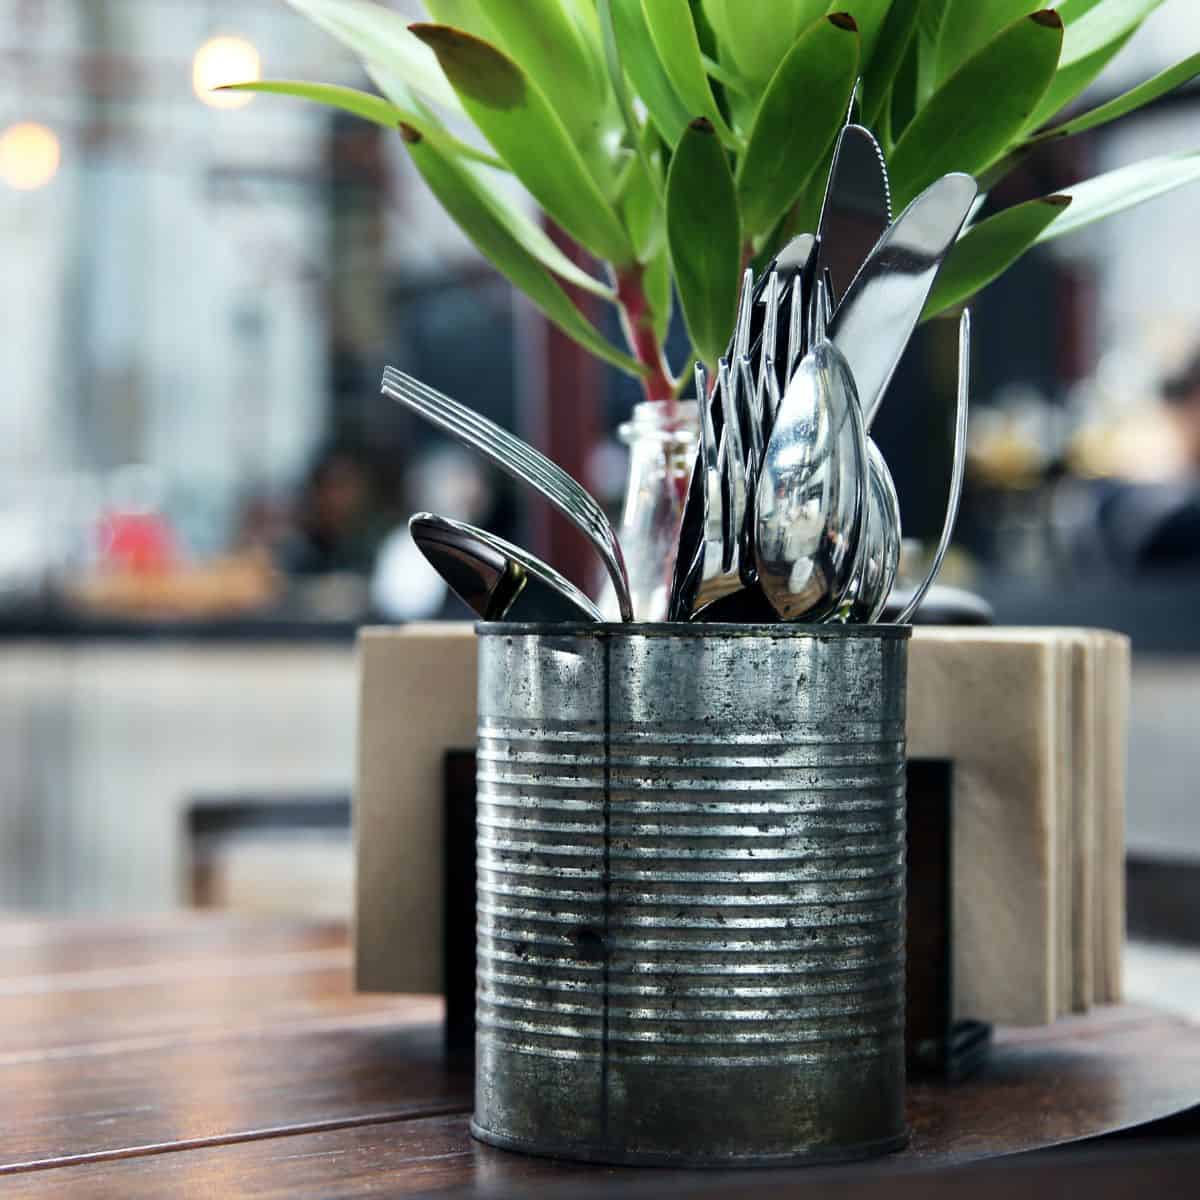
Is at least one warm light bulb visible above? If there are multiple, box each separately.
[0,122,61,191]
[192,35,261,109]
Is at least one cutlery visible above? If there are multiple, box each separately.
[830,172,977,427]
[668,363,723,621]
[410,513,603,622]
[382,367,634,621]
[815,123,892,308]
[754,329,868,623]
[893,308,971,624]
[844,440,902,623]
[669,267,764,619]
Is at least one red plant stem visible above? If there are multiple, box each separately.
[615,264,695,519]
[615,264,675,410]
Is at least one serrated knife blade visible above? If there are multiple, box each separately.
[815,123,893,308]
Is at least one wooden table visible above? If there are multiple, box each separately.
[1,916,1199,1197]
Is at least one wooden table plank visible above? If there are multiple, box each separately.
[3,1006,1199,1191]
[2,918,1198,1196]
[0,958,418,1059]
[0,915,350,980]
[0,1018,471,1174]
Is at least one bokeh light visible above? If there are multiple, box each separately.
[192,35,261,109]
[0,122,61,191]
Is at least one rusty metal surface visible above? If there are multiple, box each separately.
[473,624,910,1165]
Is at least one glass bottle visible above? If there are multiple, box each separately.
[600,399,699,622]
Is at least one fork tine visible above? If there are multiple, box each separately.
[809,276,829,348]
[386,377,631,613]
[384,369,597,511]
[733,268,755,362]
[717,358,746,576]
[758,270,780,402]
[786,275,805,380]
[382,369,633,620]
[737,354,761,587]
[384,373,611,537]
[384,377,609,540]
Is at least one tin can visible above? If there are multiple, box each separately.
[472,623,909,1166]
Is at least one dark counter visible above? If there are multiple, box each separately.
[0,600,370,644]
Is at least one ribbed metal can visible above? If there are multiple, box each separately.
[472,623,910,1166]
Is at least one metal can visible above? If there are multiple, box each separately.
[472,623,909,1166]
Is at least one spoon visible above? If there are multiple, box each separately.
[383,368,632,621]
[409,513,602,623]
[844,440,902,623]
[754,315,868,623]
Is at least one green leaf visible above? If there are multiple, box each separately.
[228,79,503,167]
[469,0,611,147]
[598,0,661,198]
[979,45,1192,186]
[470,169,618,301]
[923,195,1071,318]
[844,0,898,67]
[915,0,952,104]
[1034,53,1200,141]
[621,150,666,262]
[643,245,674,346]
[707,0,827,85]
[1024,28,1133,132]
[422,0,500,41]
[227,79,403,127]
[862,0,919,130]
[609,0,691,146]
[639,0,739,147]
[284,0,462,113]
[1058,0,1165,68]
[934,1,1041,84]
[409,24,633,265]
[702,52,752,96]
[889,11,1064,209]
[1034,151,1200,243]
[667,118,741,368]
[399,124,644,376]
[736,14,861,236]
[889,28,920,142]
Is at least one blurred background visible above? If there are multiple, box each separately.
[2,0,1199,923]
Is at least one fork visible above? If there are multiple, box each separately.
[381,367,634,622]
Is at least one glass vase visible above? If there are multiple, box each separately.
[599,399,698,622]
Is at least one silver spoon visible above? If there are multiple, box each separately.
[754,325,868,623]
[382,368,634,621]
[409,513,602,623]
[893,307,971,624]
[844,440,902,623]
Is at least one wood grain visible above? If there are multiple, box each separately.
[3,1013,1199,1194]
[0,1019,469,1174]
[1,917,1196,1197]
[0,914,350,980]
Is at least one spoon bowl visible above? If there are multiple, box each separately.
[410,513,602,623]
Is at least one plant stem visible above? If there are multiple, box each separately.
[614,264,675,408]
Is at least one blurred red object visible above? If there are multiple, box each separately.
[98,512,179,573]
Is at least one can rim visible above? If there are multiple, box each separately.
[476,621,911,640]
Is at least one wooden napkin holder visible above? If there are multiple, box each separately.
[355,624,1129,1060]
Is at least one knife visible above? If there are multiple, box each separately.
[829,172,978,428]
[815,123,892,309]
